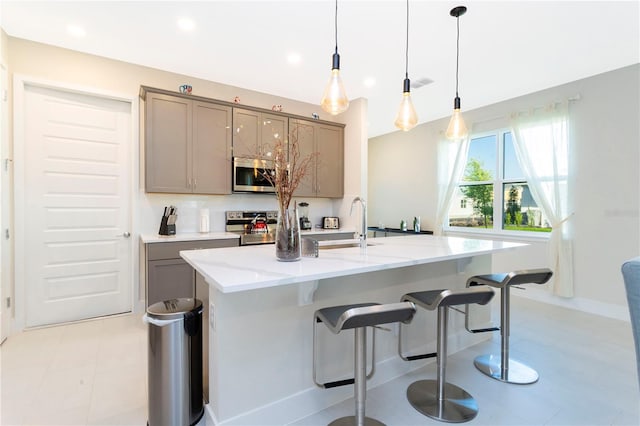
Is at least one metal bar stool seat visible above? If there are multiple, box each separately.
[314,302,416,426]
[467,268,553,384]
[399,287,495,423]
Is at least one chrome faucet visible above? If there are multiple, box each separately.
[350,197,367,248]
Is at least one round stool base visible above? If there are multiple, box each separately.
[329,416,385,426]
[407,379,478,423]
[474,354,539,384]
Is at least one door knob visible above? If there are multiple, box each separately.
[122,231,131,238]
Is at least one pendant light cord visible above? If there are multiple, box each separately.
[455,14,460,97]
[404,0,409,79]
[334,0,338,54]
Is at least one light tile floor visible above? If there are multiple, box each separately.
[1,297,638,425]
[1,313,148,425]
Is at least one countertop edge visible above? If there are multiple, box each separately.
[140,232,240,244]
[180,236,527,294]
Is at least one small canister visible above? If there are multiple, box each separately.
[199,209,210,233]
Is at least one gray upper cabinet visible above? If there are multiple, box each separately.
[232,108,287,160]
[291,119,344,198]
[145,93,191,193]
[315,123,344,198]
[145,91,232,194]
[141,86,343,197]
[193,101,232,194]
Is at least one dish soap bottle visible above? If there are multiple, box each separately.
[413,216,421,233]
[400,219,407,231]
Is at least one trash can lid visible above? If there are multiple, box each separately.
[147,298,203,320]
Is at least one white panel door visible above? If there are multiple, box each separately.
[23,84,132,327]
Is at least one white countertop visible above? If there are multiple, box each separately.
[180,234,525,293]
[140,232,240,244]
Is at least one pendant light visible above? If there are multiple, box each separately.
[446,5,468,140]
[320,0,349,115]
[394,0,418,131]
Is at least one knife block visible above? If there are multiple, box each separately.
[158,215,176,236]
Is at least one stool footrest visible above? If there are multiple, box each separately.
[405,352,437,361]
[322,378,355,389]
[468,326,500,333]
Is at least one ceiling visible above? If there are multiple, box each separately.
[1,1,638,137]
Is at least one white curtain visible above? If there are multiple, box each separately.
[510,103,574,297]
[434,135,470,235]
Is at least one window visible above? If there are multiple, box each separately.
[447,130,551,234]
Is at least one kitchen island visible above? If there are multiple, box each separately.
[181,235,525,425]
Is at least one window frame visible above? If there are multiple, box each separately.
[445,128,551,240]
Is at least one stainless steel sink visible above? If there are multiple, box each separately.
[302,238,376,257]
[318,241,377,249]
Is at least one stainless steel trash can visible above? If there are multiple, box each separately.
[145,298,204,426]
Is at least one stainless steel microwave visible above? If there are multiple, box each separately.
[233,157,276,193]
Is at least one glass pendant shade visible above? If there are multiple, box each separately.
[321,1,349,115]
[394,90,418,131]
[395,1,416,132]
[445,97,468,139]
[321,63,349,115]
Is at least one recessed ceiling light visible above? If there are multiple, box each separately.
[363,77,376,88]
[66,25,86,38]
[287,53,301,65]
[177,17,196,32]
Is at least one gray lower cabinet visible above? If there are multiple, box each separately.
[147,259,195,307]
[145,239,238,307]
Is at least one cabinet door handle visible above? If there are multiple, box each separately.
[193,179,197,189]
[188,178,192,189]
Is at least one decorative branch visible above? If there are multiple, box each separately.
[260,125,319,215]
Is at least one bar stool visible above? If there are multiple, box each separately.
[313,302,416,426]
[398,287,495,423]
[466,268,553,384]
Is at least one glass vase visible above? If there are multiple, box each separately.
[275,208,301,262]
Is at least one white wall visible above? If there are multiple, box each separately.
[369,64,640,319]
[334,97,368,230]
[368,123,440,231]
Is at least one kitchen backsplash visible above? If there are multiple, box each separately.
[137,192,339,235]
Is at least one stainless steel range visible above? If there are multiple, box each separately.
[225,210,278,245]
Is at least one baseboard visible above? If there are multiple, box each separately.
[206,327,492,425]
[513,289,630,322]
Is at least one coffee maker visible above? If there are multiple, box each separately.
[298,202,312,230]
